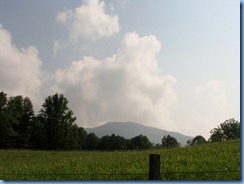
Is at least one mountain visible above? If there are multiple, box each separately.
[85,122,193,146]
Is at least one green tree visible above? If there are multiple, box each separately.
[109,134,127,150]
[0,92,7,111]
[39,93,77,150]
[84,133,99,150]
[30,116,46,149]
[209,118,240,142]
[130,134,153,150]
[75,126,88,150]
[0,92,16,148]
[98,134,128,150]
[4,95,34,149]
[161,135,180,148]
[62,124,88,150]
[188,135,206,146]
[17,96,34,148]
[0,93,35,149]
[98,135,111,150]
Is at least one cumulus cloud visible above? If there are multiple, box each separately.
[195,80,228,110]
[52,32,177,130]
[0,24,43,110]
[56,0,120,42]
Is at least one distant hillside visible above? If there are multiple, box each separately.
[85,122,193,146]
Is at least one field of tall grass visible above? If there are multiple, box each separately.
[0,139,240,180]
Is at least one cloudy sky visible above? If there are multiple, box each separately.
[0,0,240,139]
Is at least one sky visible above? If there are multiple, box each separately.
[0,0,240,139]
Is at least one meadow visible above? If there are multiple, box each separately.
[0,139,240,180]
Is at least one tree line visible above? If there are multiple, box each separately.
[0,92,154,150]
[0,91,240,151]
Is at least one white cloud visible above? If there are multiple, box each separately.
[195,80,228,110]
[56,0,120,42]
[52,32,177,130]
[56,10,73,23]
[0,24,43,110]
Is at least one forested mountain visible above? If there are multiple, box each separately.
[85,122,193,146]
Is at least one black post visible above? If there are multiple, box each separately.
[148,154,160,180]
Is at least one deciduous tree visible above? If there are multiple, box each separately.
[161,135,180,148]
[39,93,77,150]
[0,92,16,148]
[209,118,240,142]
[188,135,206,146]
[84,133,99,150]
[130,134,153,150]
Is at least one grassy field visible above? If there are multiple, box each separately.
[0,139,240,180]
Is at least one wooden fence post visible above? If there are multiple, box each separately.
[148,154,161,180]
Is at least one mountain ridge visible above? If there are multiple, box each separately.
[85,121,193,146]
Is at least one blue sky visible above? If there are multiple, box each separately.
[0,0,240,139]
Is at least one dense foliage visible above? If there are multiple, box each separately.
[161,135,180,148]
[209,118,240,142]
[0,93,34,149]
[0,91,153,151]
[38,93,77,150]
[187,135,207,146]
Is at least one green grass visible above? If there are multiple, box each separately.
[0,139,240,180]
